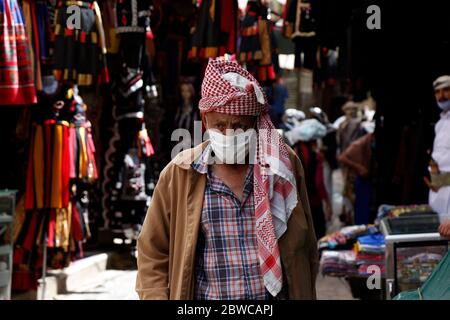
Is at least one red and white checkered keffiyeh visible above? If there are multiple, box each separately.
[199,58,298,297]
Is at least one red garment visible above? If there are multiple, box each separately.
[220,0,236,53]
[47,209,56,247]
[68,126,76,178]
[61,123,70,207]
[44,120,55,207]
[0,0,37,105]
[71,202,84,242]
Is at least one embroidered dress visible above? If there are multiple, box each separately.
[0,0,37,105]
[53,1,109,86]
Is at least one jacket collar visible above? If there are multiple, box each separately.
[172,141,210,170]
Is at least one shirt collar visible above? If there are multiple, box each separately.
[191,144,254,199]
[441,109,450,119]
[191,143,212,174]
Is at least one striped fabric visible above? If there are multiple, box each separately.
[193,145,270,300]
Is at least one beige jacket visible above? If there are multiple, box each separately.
[136,141,319,300]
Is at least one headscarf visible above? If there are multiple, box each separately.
[198,58,298,296]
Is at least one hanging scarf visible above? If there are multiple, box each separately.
[198,58,298,297]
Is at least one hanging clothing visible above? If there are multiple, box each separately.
[53,1,109,86]
[284,0,318,70]
[17,90,99,286]
[238,1,275,85]
[188,0,239,60]
[0,0,37,105]
[22,0,53,91]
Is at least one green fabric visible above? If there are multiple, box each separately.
[394,251,450,300]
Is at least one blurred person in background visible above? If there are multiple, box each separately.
[426,75,450,237]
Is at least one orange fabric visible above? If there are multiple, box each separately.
[51,124,63,208]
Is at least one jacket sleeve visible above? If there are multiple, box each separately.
[294,153,320,298]
[135,166,172,300]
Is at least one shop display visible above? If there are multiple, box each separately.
[354,233,385,277]
[238,0,275,85]
[53,0,109,86]
[101,0,156,235]
[318,224,374,250]
[320,250,356,277]
[283,0,318,70]
[381,206,449,299]
[13,87,98,289]
[0,0,37,105]
[188,0,239,60]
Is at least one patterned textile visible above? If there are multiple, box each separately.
[53,1,109,86]
[198,58,298,296]
[238,1,275,84]
[193,144,269,300]
[0,0,37,105]
[188,0,238,60]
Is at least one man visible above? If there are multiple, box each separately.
[337,101,362,155]
[136,58,318,300]
[428,75,450,237]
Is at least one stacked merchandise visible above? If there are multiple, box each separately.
[13,87,98,290]
[318,224,373,251]
[188,0,239,60]
[354,233,386,277]
[320,250,357,277]
[238,0,276,85]
[319,225,382,278]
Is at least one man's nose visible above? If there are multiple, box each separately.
[436,90,445,101]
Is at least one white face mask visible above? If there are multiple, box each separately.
[207,128,257,164]
[437,100,450,111]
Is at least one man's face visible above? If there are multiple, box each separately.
[435,86,450,102]
[180,84,193,102]
[204,111,256,134]
[345,108,357,119]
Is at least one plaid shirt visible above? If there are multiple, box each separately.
[192,145,270,300]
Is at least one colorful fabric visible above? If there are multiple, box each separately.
[53,1,109,86]
[238,2,275,85]
[198,58,298,297]
[192,145,269,300]
[189,0,238,60]
[0,0,37,104]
